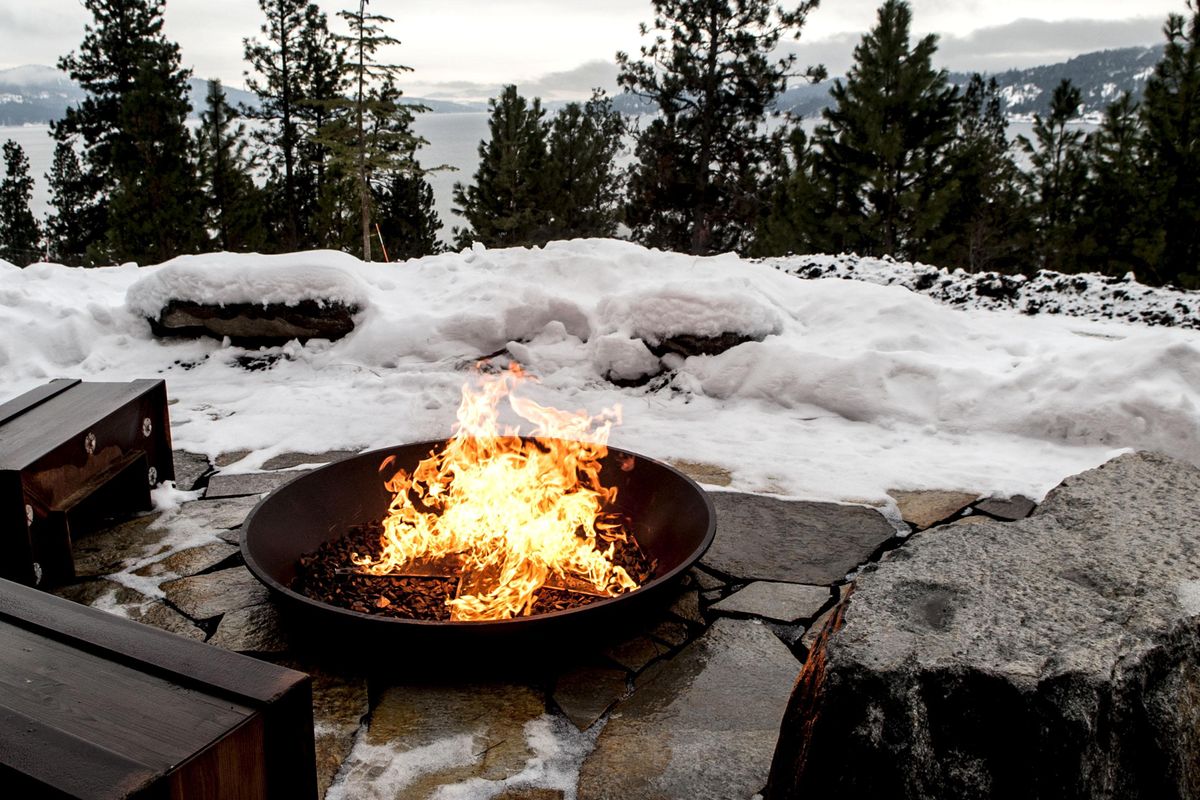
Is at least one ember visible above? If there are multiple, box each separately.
[295,365,656,621]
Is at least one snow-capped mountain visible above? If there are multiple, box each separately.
[768,45,1165,121]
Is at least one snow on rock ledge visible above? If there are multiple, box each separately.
[126,251,369,344]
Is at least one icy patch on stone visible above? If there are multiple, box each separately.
[325,733,478,800]
[431,715,599,800]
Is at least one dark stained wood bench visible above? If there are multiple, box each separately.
[0,578,317,799]
[0,379,175,587]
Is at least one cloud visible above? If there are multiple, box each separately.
[410,60,619,103]
[933,16,1166,71]
[791,16,1167,77]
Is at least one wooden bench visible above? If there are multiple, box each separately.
[0,578,317,799]
[0,379,175,586]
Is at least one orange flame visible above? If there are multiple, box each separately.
[352,364,640,620]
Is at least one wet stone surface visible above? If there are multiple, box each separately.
[702,492,898,584]
[553,665,630,731]
[579,618,801,800]
[712,581,831,623]
[204,470,311,499]
[161,566,269,620]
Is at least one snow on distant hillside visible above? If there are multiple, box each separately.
[2,239,1198,508]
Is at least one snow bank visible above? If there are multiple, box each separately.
[2,239,1198,504]
[125,250,371,316]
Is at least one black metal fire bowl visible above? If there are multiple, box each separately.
[241,439,716,661]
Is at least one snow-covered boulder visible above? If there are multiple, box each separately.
[126,251,369,345]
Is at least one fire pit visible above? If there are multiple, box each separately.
[241,368,715,649]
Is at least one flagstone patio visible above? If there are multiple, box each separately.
[50,450,1032,799]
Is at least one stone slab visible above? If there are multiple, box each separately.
[71,512,166,577]
[579,618,800,800]
[173,495,259,532]
[53,578,205,640]
[888,489,978,530]
[975,494,1037,520]
[605,635,670,673]
[161,566,269,620]
[702,492,896,584]
[771,452,1200,798]
[712,581,830,623]
[171,450,211,491]
[262,450,357,470]
[204,470,310,498]
[133,541,238,579]
[297,663,370,800]
[208,602,288,654]
[331,682,545,798]
[553,665,629,730]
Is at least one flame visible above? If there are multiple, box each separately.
[352,364,640,620]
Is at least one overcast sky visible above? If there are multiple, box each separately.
[0,1,1183,100]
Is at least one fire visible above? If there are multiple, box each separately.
[351,364,641,621]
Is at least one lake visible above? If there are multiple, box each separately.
[1,112,490,240]
[0,116,1089,244]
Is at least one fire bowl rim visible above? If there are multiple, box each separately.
[240,438,717,628]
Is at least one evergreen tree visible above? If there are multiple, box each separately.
[452,86,550,248]
[375,167,442,260]
[1018,79,1087,273]
[0,140,41,265]
[197,79,265,252]
[753,127,829,255]
[44,140,97,265]
[244,0,344,250]
[105,57,205,262]
[55,0,202,263]
[810,0,958,259]
[1078,93,1157,277]
[1140,3,1200,287]
[931,74,1028,272]
[320,1,426,259]
[544,91,625,239]
[617,0,823,255]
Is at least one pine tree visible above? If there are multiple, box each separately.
[244,0,344,250]
[1075,93,1157,277]
[753,127,829,256]
[0,140,41,265]
[105,57,205,262]
[197,79,265,252]
[375,167,442,260]
[319,1,427,260]
[543,91,626,240]
[617,0,823,255]
[452,86,550,248]
[54,0,202,263]
[44,140,97,265]
[810,0,959,259]
[930,75,1029,272]
[1140,3,1200,287]
[1018,79,1087,273]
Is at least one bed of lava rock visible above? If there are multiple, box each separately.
[293,520,656,620]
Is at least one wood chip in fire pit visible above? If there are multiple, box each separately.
[293,520,656,620]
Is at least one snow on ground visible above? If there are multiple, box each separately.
[769,253,1200,329]
[2,238,1199,506]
